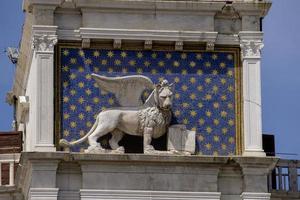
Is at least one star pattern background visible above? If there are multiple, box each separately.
[59,48,239,155]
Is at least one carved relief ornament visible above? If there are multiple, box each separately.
[240,40,264,59]
[32,34,58,52]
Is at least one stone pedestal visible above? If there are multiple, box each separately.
[15,152,278,200]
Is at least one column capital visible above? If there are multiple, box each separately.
[31,25,58,53]
[239,31,264,59]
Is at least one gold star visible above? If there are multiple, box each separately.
[174,110,181,116]
[63,81,69,88]
[108,98,114,105]
[181,85,188,91]
[212,85,218,93]
[151,69,156,75]
[212,70,218,75]
[85,74,92,80]
[190,93,196,100]
[221,111,227,118]
[212,54,218,60]
[120,51,127,58]
[222,128,228,135]
[197,85,203,91]
[63,113,70,120]
[214,135,219,142]
[129,60,136,66]
[78,66,85,72]
[70,90,76,96]
[220,78,227,85]
[206,110,212,117]
[189,61,196,67]
[181,53,187,59]
[78,50,85,57]
[229,137,235,144]
[227,70,233,77]
[158,61,165,67]
[93,51,100,57]
[213,151,219,156]
[93,97,100,103]
[206,126,212,134]
[86,121,92,128]
[78,82,85,88]
[205,143,212,150]
[63,50,69,56]
[197,69,203,76]
[198,118,205,125]
[227,54,233,60]
[173,61,180,67]
[122,68,128,74]
[181,69,187,75]
[190,110,197,117]
[108,67,114,73]
[205,78,211,84]
[198,135,204,141]
[144,61,151,67]
[213,119,219,125]
[78,97,85,104]
[221,143,227,150]
[165,53,172,59]
[63,96,69,103]
[70,105,76,111]
[84,58,92,65]
[228,85,234,92]
[166,69,172,75]
[228,119,234,126]
[220,62,226,68]
[175,93,180,99]
[69,73,76,80]
[85,105,92,112]
[70,121,77,128]
[198,102,203,108]
[205,94,212,100]
[78,113,85,120]
[196,53,202,60]
[107,51,114,58]
[182,102,189,108]
[190,77,196,84]
[62,65,69,72]
[114,59,121,65]
[183,118,189,125]
[93,67,99,73]
[63,130,70,137]
[213,102,220,109]
[151,53,157,59]
[101,59,107,65]
[70,58,77,64]
[228,103,234,109]
[221,95,227,101]
[205,62,211,67]
[137,52,143,58]
[174,77,180,83]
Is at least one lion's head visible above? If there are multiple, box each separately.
[154,80,174,110]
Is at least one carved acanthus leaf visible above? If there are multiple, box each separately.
[240,40,264,58]
[32,35,58,52]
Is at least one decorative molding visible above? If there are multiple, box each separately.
[80,189,221,200]
[240,192,271,200]
[79,28,218,43]
[29,188,59,200]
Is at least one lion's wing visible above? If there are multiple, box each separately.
[92,74,154,107]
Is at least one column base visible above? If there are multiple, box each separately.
[29,188,59,200]
[80,189,221,200]
[242,149,266,157]
[240,192,271,200]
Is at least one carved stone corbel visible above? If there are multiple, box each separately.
[144,40,152,50]
[206,41,215,51]
[113,39,122,49]
[175,41,183,51]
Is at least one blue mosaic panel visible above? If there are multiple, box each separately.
[59,48,238,155]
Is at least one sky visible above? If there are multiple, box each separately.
[0,0,299,159]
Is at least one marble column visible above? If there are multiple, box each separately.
[239,31,266,157]
[30,25,58,152]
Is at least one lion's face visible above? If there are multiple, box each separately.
[155,81,174,110]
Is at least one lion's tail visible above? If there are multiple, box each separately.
[59,116,99,148]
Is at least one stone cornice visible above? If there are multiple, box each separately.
[23,0,272,17]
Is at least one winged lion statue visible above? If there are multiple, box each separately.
[59,74,174,154]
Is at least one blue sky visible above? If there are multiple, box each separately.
[0,0,299,159]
